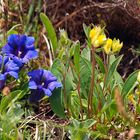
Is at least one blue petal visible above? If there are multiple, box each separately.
[16,35,26,47]
[7,71,18,79]
[2,44,14,54]
[7,34,18,46]
[10,55,23,67]
[42,88,52,96]
[25,37,35,49]
[5,60,19,72]
[3,56,9,64]
[0,55,9,68]
[28,69,43,83]
[48,81,62,91]
[0,55,3,67]
[0,74,6,80]
[22,50,38,63]
[29,80,37,89]
[7,34,26,55]
[43,70,57,83]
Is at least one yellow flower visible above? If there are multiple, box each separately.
[89,26,106,48]
[112,39,123,53]
[137,71,140,83]
[93,34,107,48]
[89,26,102,39]
[103,38,112,54]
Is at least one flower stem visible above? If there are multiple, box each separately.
[103,53,110,95]
[88,46,96,118]
[77,73,83,120]
[62,72,70,117]
[69,61,83,120]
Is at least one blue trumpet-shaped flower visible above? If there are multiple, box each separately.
[2,34,38,66]
[0,55,19,89]
[28,69,62,102]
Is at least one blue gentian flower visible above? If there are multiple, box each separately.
[2,34,38,66]
[28,69,62,102]
[0,55,19,89]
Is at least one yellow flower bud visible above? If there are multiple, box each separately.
[137,71,140,83]
[103,38,112,54]
[112,39,123,53]
[93,34,107,48]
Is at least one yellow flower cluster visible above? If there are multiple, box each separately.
[89,26,123,54]
[89,26,106,48]
[104,38,123,54]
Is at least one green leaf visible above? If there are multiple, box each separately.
[121,70,139,98]
[80,56,92,98]
[7,24,21,36]
[7,30,18,35]
[81,47,90,61]
[114,71,124,85]
[0,90,22,113]
[105,55,123,87]
[40,13,58,52]
[97,100,115,117]
[83,23,91,39]
[69,92,80,118]
[51,58,63,81]
[109,54,116,65]
[69,119,96,140]
[74,41,80,73]
[95,54,105,74]
[49,88,65,118]
[83,23,92,48]
[82,119,97,128]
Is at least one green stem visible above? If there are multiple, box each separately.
[88,46,95,118]
[62,72,70,117]
[77,73,83,120]
[103,53,110,95]
[70,62,83,120]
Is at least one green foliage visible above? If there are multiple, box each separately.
[0,91,24,139]
[105,55,123,88]
[95,54,105,73]
[40,13,58,53]
[49,88,65,118]
[122,70,139,98]
[68,119,96,140]
[7,24,21,36]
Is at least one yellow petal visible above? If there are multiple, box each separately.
[103,38,112,54]
[89,28,96,39]
[112,39,123,53]
[89,26,102,45]
[98,35,106,43]
[89,26,102,39]
[92,34,106,48]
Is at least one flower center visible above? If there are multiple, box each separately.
[18,51,22,57]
